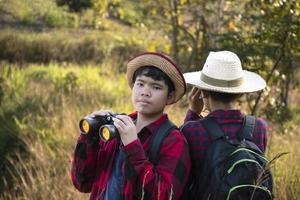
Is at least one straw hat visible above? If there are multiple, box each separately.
[127,52,186,104]
[184,51,266,93]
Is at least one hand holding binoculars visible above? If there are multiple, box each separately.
[79,113,124,142]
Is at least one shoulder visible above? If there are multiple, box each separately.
[254,116,268,130]
[162,127,188,146]
[156,128,191,161]
[169,128,186,140]
[181,118,206,136]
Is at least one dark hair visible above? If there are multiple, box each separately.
[207,90,243,103]
[132,66,175,93]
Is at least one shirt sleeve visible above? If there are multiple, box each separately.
[184,109,203,123]
[122,130,191,200]
[71,132,100,193]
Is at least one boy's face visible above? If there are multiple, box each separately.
[132,75,174,116]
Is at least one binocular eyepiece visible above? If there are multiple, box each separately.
[79,114,122,142]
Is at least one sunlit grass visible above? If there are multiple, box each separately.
[267,131,300,200]
[0,64,299,199]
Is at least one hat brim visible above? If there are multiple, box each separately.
[184,70,266,93]
[127,53,186,104]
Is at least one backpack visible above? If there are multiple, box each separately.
[148,119,176,165]
[193,116,273,200]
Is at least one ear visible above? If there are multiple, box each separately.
[166,91,175,105]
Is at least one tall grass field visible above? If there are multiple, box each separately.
[0,64,299,199]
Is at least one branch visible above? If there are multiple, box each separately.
[251,41,286,115]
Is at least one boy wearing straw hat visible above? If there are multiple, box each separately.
[181,50,269,199]
[71,52,191,200]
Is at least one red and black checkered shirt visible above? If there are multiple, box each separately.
[71,112,191,200]
[181,109,268,180]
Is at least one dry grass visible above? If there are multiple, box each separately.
[0,64,299,200]
[266,130,300,200]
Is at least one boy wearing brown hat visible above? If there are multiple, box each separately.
[71,52,191,200]
[181,50,270,199]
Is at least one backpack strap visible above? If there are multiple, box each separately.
[237,115,256,141]
[148,120,176,165]
[201,117,224,140]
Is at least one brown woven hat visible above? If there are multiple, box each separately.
[127,52,186,104]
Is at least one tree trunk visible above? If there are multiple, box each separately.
[169,0,179,62]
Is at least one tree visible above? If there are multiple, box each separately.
[142,0,226,68]
[217,0,300,120]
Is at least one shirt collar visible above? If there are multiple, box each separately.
[129,112,169,135]
[207,109,244,120]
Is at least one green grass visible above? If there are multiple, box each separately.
[0,64,299,199]
[0,25,170,68]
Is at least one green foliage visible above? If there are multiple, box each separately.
[265,103,292,125]
[91,0,148,29]
[0,0,80,28]
[44,8,79,28]
[0,29,110,64]
[0,22,170,67]
[0,0,38,25]
[213,0,300,121]
[53,71,78,94]
[108,0,146,25]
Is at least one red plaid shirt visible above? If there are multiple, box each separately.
[181,109,268,180]
[71,112,191,200]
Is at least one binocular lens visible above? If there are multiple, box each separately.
[99,125,118,142]
[81,120,90,134]
[101,127,111,141]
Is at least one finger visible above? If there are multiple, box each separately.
[189,87,198,97]
[115,115,133,125]
[189,89,201,101]
[113,117,126,128]
[193,88,202,99]
[113,121,123,132]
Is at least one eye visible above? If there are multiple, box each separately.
[136,82,144,87]
[153,85,162,90]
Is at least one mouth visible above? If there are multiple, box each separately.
[137,100,151,105]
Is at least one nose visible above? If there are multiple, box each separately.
[141,86,151,97]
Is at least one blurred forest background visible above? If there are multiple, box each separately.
[0,0,299,199]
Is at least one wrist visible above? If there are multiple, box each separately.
[121,136,138,146]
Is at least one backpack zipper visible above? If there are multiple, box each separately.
[230,148,268,162]
[227,159,262,174]
[226,184,272,200]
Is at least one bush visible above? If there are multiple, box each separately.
[0,0,80,28]
[0,28,149,65]
[0,30,106,64]
[44,8,79,28]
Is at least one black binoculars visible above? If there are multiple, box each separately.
[79,114,121,142]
